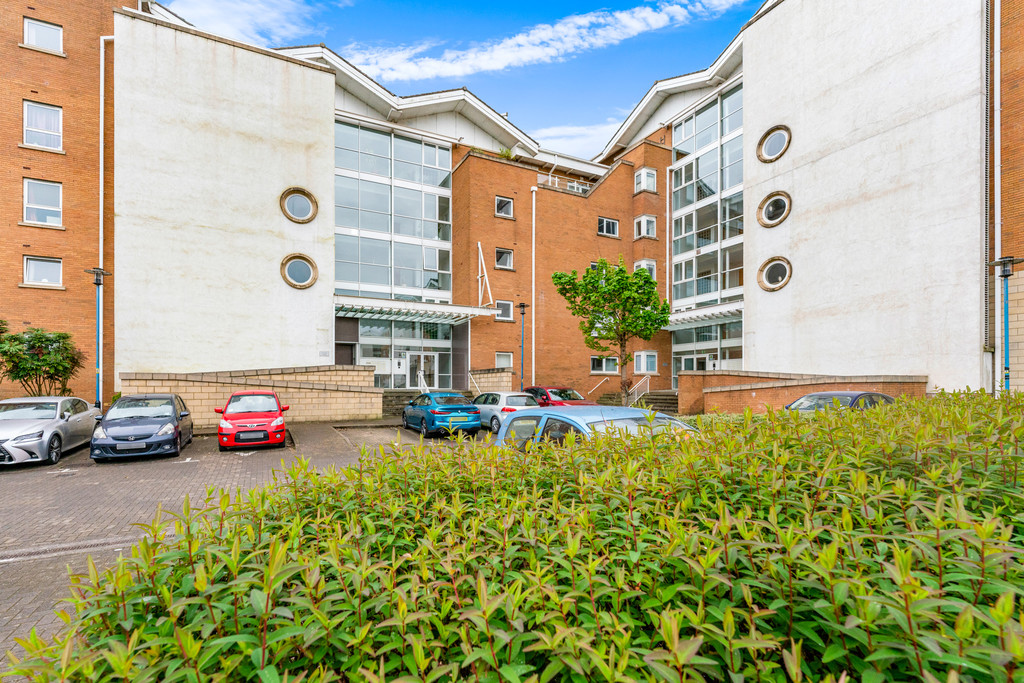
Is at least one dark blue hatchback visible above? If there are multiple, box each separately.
[90,394,194,462]
[402,392,481,437]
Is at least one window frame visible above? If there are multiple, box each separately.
[495,352,513,368]
[23,100,63,151]
[634,168,657,194]
[634,351,658,375]
[597,217,619,237]
[280,253,319,289]
[495,300,514,321]
[757,256,792,292]
[23,178,62,227]
[495,248,514,270]
[23,255,62,287]
[634,215,656,240]
[634,259,658,282]
[757,191,792,228]
[590,356,619,374]
[495,196,514,218]
[22,17,63,54]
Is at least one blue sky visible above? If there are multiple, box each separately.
[164,0,762,158]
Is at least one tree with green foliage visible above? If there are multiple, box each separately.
[552,257,671,404]
[0,322,86,396]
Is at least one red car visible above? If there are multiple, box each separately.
[215,390,289,451]
[524,386,598,407]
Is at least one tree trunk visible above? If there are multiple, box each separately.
[620,339,629,406]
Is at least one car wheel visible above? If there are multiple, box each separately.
[402,413,410,430]
[172,435,182,458]
[46,434,62,465]
[490,416,501,433]
[186,428,194,445]
[420,419,429,438]
[218,444,227,452]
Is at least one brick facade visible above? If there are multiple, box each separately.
[468,368,515,393]
[119,365,381,429]
[1,0,117,404]
[1002,0,1024,389]
[453,140,675,403]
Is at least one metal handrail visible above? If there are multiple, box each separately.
[417,370,429,393]
[588,376,610,395]
[469,372,482,394]
[627,375,651,406]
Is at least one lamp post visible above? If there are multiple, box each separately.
[84,267,111,408]
[517,302,529,391]
[990,256,1024,393]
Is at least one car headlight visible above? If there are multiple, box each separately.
[93,425,107,439]
[156,423,175,436]
[13,431,43,443]
[219,419,232,429]
[270,417,284,427]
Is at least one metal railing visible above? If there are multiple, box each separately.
[469,373,482,395]
[417,370,429,393]
[537,174,593,195]
[588,376,611,395]
[627,375,651,406]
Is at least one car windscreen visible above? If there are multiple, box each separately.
[225,394,279,414]
[587,415,690,434]
[549,388,584,401]
[506,396,538,407]
[435,396,469,406]
[0,402,57,420]
[789,395,852,410]
[106,398,176,419]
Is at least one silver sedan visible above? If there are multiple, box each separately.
[0,397,101,466]
[471,391,540,433]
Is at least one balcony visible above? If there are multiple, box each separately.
[537,174,592,195]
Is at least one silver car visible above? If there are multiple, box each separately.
[471,391,540,433]
[0,397,100,466]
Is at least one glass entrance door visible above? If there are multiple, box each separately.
[408,353,439,391]
[695,353,718,372]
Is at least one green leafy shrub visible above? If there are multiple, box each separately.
[0,325,86,397]
[7,391,1024,682]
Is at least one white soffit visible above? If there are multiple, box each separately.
[665,302,744,330]
[335,295,498,325]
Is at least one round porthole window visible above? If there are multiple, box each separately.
[757,257,792,292]
[757,125,791,163]
[281,254,318,289]
[757,191,792,228]
[280,188,317,224]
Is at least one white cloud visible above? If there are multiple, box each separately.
[165,0,321,47]
[344,0,749,82]
[531,120,625,160]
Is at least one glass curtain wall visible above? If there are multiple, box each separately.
[670,322,743,386]
[358,319,454,389]
[334,121,453,303]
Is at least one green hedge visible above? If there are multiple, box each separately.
[7,391,1024,682]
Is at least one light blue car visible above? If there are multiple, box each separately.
[402,392,481,437]
[495,405,695,449]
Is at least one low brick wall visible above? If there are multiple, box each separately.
[469,368,515,393]
[678,370,928,414]
[119,365,381,429]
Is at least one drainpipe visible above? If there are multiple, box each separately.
[531,186,537,385]
[994,0,1003,392]
[99,35,113,405]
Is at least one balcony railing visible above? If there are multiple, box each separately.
[537,174,592,195]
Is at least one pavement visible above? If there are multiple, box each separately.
[0,420,466,669]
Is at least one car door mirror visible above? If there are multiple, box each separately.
[94,414,104,421]
[214,407,223,414]
[179,411,190,418]
[61,411,71,421]
[282,405,290,411]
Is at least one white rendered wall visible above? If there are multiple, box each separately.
[741,0,988,392]
[113,14,337,383]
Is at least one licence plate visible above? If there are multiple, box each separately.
[449,416,468,422]
[238,431,267,441]
[116,442,147,450]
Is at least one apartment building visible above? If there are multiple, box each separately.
[2,0,1017,404]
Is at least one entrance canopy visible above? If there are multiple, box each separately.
[664,302,743,330]
[334,295,497,325]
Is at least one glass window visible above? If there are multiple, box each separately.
[394,136,421,163]
[721,85,743,136]
[758,126,791,163]
[24,256,62,285]
[359,319,392,338]
[635,351,657,374]
[359,127,390,157]
[634,215,656,239]
[23,18,62,53]
[758,257,792,291]
[496,300,514,321]
[282,255,317,288]
[23,179,61,226]
[393,187,421,218]
[23,101,62,149]
[503,416,542,447]
[635,168,657,193]
[598,217,618,237]
[758,192,792,227]
[360,180,390,214]
[495,196,513,218]
[721,135,743,191]
[694,101,718,150]
[721,193,744,239]
[591,356,618,373]
[495,248,513,270]
[281,188,317,223]
[495,352,513,368]
[635,260,657,282]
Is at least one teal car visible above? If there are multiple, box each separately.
[402,392,481,437]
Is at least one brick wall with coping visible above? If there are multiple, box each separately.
[469,368,515,393]
[678,371,928,414]
[119,365,381,428]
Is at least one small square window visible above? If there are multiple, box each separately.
[597,217,619,237]
[496,300,514,321]
[496,352,513,368]
[590,356,618,373]
[634,215,656,240]
[24,256,62,285]
[635,351,657,374]
[24,101,62,150]
[635,168,657,193]
[23,18,62,53]
[495,248,514,270]
[495,196,514,218]
[24,178,62,226]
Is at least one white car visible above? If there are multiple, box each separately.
[471,391,540,433]
[0,397,101,466]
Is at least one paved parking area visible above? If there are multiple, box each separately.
[0,423,462,666]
